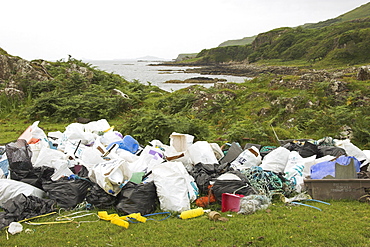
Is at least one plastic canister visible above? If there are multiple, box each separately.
[107,135,140,154]
[179,208,204,219]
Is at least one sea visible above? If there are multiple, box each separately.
[86,59,250,92]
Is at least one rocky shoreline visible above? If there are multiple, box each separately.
[164,77,227,84]
[156,61,370,81]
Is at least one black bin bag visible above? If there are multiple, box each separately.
[212,171,257,203]
[20,166,55,190]
[115,181,158,215]
[42,177,91,209]
[5,139,33,180]
[190,163,218,195]
[0,194,55,230]
[86,182,117,209]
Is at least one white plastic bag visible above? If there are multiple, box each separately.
[284,151,314,179]
[29,140,50,165]
[18,121,48,144]
[284,151,316,192]
[127,146,164,177]
[100,131,123,146]
[335,139,369,167]
[259,147,290,173]
[50,160,74,181]
[0,179,46,207]
[230,146,261,171]
[84,119,112,134]
[33,147,66,167]
[89,159,130,196]
[152,161,198,212]
[210,143,225,160]
[187,141,218,165]
[8,222,23,235]
[59,123,96,149]
[79,146,106,169]
[116,148,140,163]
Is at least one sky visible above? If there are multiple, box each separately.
[1,0,369,61]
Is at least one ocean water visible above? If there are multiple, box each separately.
[87,60,249,92]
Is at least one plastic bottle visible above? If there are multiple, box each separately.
[179,208,204,219]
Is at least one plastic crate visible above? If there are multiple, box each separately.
[304,179,370,200]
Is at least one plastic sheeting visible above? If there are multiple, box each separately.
[0,194,55,230]
[310,155,361,179]
[0,179,46,207]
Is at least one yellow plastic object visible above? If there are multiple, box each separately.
[110,217,129,229]
[98,211,129,229]
[179,208,204,219]
[121,213,147,223]
[104,126,114,133]
[98,211,119,221]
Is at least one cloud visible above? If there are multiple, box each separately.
[0,0,368,60]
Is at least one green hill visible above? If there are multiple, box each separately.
[216,2,370,48]
[193,7,370,66]
[218,35,256,47]
[192,2,370,66]
[302,2,370,29]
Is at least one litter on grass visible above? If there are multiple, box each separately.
[1,119,370,231]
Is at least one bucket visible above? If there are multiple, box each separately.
[221,193,245,212]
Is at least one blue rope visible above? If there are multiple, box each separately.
[144,212,172,221]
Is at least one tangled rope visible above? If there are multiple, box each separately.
[241,166,296,199]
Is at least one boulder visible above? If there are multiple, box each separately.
[357,66,370,81]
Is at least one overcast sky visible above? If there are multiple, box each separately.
[1,0,369,61]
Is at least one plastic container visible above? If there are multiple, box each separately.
[107,135,140,154]
[304,179,370,200]
[179,208,204,219]
[221,193,245,212]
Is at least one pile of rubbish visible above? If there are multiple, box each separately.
[0,119,369,231]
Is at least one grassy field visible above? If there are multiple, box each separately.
[1,200,369,247]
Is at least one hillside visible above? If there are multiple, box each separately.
[191,2,370,65]
[218,35,256,47]
[0,49,369,149]
[302,2,370,29]
[192,17,370,66]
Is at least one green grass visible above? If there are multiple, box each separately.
[0,117,65,145]
[1,200,370,246]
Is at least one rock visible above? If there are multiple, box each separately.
[164,77,226,84]
[357,66,370,81]
[66,63,93,80]
[0,55,51,82]
[327,80,348,95]
[0,87,24,98]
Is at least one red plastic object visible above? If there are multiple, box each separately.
[221,193,245,212]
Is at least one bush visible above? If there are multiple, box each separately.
[120,109,210,145]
